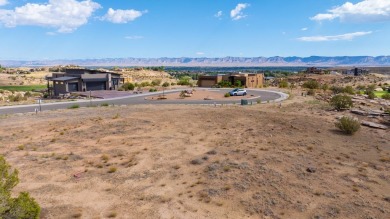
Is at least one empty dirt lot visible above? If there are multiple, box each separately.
[0,96,389,218]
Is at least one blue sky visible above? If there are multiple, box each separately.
[0,0,389,59]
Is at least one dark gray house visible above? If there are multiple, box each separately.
[343,68,369,76]
[46,69,124,96]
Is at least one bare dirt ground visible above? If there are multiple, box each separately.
[0,93,389,219]
[146,89,258,101]
[0,71,47,86]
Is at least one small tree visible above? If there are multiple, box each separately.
[335,117,360,135]
[235,80,242,87]
[330,94,353,110]
[0,156,40,218]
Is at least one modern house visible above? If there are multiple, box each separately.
[197,73,264,88]
[305,67,325,74]
[46,68,124,96]
[342,68,369,76]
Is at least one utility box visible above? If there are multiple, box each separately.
[241,99,248,105]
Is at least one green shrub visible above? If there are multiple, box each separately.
[100,103,109,107]
[224,93,230,98]
[121,83,135,91]
[162,82,170,87]
[8,94,27,102]
[356,85,366,91]
[149,88,157,92]
[343,86,355,95]
[330,86,344,94]
[321,84,329,91]
[330,94,353,110]
[302,80,320,89]
[279,80,288,88]
[151,79,162,86]
[177,76,193,86]
[367,92,376,99]
[140,81,151,87]
[0,156,40,218]
[235,80,242,87]
[335,117,360,135]
[24,91,32,98]
[365,84,376,94]
[68,104,80,109]
[217,80,232,88]
[382,93,390,100]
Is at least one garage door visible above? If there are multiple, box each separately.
[68,83,78,92]
[86,82,106,91]
[200,80,215,87]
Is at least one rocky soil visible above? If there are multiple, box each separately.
[0,95,389,219]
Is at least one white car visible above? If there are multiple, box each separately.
[229,88,247,96]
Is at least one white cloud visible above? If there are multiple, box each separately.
[46,32,57,36]
[297,31,372,42]
[102,8,146,24]
[230,3,249,20]
[0,0,101,33]
[0,0,8,6]
[301,27,308,31]
[215,11,222,18]
[125,35,143,40]
[196,52,205,55]
[311,0,390,22]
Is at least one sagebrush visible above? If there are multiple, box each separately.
[330,94,353,110]
[335,117,360,135]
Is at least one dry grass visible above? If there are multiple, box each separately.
[0,100,389,219]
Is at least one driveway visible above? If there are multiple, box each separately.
[73,90,134,99]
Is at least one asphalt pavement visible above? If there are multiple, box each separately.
[0,89,288,115]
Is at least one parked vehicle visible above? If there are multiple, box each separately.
[229,88,247,96]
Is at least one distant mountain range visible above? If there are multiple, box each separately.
[1,56,390,67]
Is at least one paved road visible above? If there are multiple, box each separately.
[0,89,288,115]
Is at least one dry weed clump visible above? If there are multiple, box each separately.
[108,167,117,173]
[107,212,117,218]
[101,154,109,163]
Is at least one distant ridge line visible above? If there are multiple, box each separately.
[1,56,390,67]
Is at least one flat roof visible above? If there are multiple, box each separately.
[51,76,79,81]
